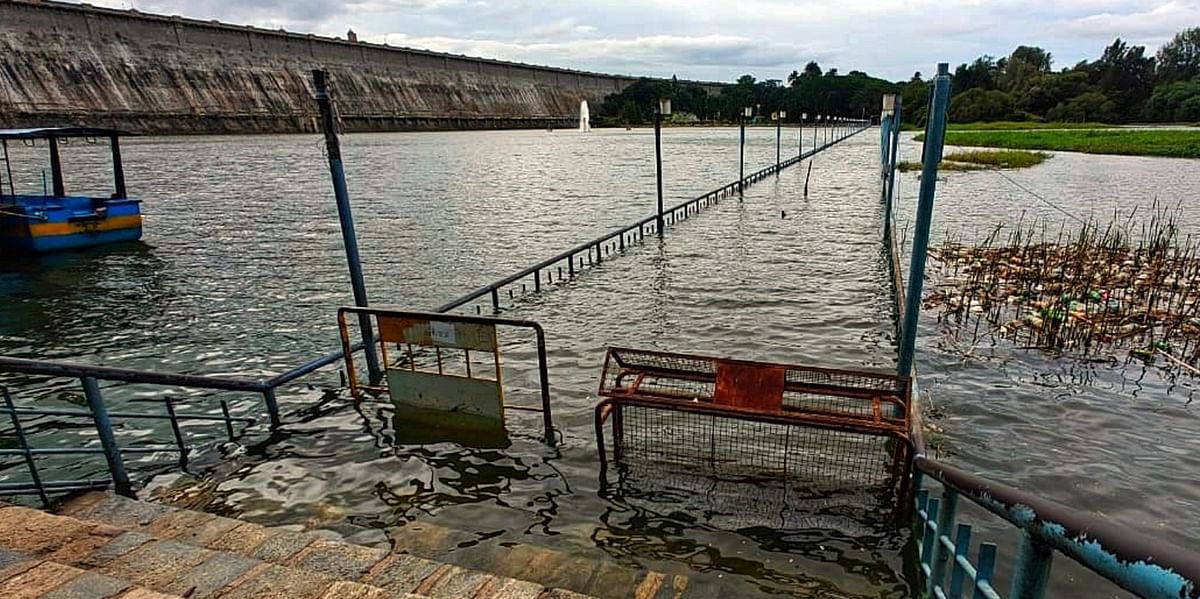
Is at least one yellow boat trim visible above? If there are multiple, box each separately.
[28,215,142,237]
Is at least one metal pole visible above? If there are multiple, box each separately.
[262,388,281,429]
[110,135,127,198]
[1010,532,1054,599]
[897,63,951,376]
[655,105,665,236]
[48,137,65,197]
[535,327,554,446]
[884,100,903,242]
[4,389,50,508]
[81,376,133,498]
[312,69,381,382]
[739,112,746,193]
[775,117,781,169]
[1,140,14,195]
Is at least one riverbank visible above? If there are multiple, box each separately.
[915,128,1200,158]
[897,149,1049,172]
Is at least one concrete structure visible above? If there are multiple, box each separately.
[0,0,723,134]
[0,492,692,598]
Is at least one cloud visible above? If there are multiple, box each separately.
[1061,1,1200,45]
[379,33,826,78]
[80,0,1200,80]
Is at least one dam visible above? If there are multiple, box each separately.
[0,0,719,134]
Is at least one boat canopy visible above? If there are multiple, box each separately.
[0,127,134,140]
[1,127,134,198]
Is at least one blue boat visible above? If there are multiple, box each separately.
[0,127,142,253]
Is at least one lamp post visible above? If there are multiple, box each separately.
[773,111,783,169]
[655,98,671,236]
[799,112,807,159]
[739,106,751,193]
[814,115,821,152]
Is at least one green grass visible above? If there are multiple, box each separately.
[944,149,1049,168]
[914,129,1200,158]
[896,149,1048,172]
[947,121,1117,131]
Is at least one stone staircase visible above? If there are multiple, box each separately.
[0,492,604,599]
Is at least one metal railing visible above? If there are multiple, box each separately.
[435,122,871,316]
[0,345,360,506]
[913,456,1200,599]
[882,68,1200,598]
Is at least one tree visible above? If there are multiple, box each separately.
[1091,38,1156,120]
[949,88,1016,122]
[803,61,822,78]
[997,46,1053,93]
[1047,91,1119,122]
[1011,46,1053,72]
[1157,28,1200,84]
[899,72,929,124]
[953,57,999,92]
[787,70,800,86]
[1143,80,1200,121]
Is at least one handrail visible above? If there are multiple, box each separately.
[0,344,364,505]
[0,343,364,427]
[435,124,870,314]
[915,456,1200,599]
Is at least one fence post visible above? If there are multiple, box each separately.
[739,109,747,193]
[4,389,49,508]
[312,69,382,382]
[262,388,281,429]
[655,102,665,236]
[884,99,903,243]
[897,63,951,377]
[1010,532,1054,599]
[927,488,959,596]
[81,376,133,498]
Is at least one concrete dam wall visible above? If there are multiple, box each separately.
[0,0,713,134]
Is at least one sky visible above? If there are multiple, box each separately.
[88,0,1198,82]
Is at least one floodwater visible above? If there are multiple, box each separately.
[891,136,1200,595]
[0,125,1195,596]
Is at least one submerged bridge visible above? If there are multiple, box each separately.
[0,66,1198,599]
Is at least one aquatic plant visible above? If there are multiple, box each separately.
[927,204,1200,374]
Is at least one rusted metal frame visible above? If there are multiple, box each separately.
[915,456,1200,599]
[603,394,909,440]
[606,345,908,389]
[594,394,912,484]
[338,306,556,445]
[602,359,906,404]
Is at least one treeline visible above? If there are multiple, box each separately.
[599,27,1200,126]
[943,28,1200,124]
[597,64,894,126]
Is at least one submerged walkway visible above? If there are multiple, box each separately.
[178,131,907,598]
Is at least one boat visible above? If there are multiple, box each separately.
[0,127,142,253]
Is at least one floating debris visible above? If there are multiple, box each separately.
[926,205,1200,372]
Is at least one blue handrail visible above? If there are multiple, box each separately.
[914,456,1200,599]
[0,343,362,506]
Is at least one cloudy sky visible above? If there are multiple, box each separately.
[90,0,1196,81]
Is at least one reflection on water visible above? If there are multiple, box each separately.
[0,128,911,596]
[6,127,1195,595]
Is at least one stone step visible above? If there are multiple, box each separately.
[0,544,186,599]
[384,520,696,599]
[0,493,595,599]
[149,475,694,599]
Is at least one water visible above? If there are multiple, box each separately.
[1,126,912,596]
[2,126,1195,595]
[890,136,1200,593]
